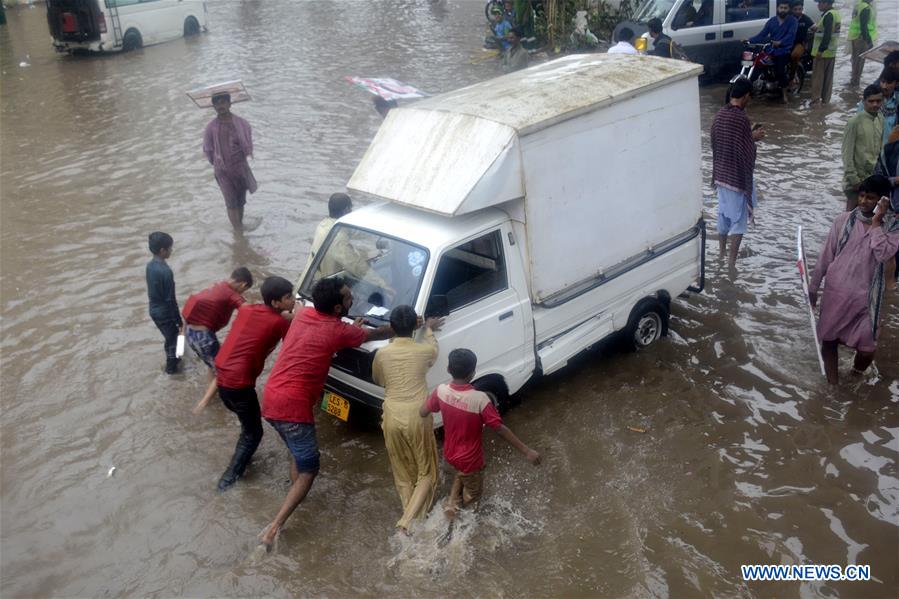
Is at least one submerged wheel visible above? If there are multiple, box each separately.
[122,29,142,51]
[184,16,200,37]
[473,375,511,415]
[625,299,669,351]
[792,64,806,94]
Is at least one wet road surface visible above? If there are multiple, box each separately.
[1,1,897,597]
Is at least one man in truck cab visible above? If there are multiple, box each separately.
[747,0,798,102]
[259,277,395,550]
[295,192,390,294]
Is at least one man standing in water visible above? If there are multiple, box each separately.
[809,175,899,384]
[847,0,876,87]
[842,84,884,210]
[259,277,394,550]
[710,77,763,271]
[203,93,257,230]
[808,0,840,106]
[372,306,443,535]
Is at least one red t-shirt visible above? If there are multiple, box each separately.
[262,307,368,424]
[425,382,503,474]
[215,304,290,389]
[182,281,244,332]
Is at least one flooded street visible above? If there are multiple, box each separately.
[2,1,898,597]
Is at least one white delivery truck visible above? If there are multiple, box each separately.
[299,54,706,419]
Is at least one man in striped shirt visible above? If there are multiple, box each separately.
[711,77,765,271]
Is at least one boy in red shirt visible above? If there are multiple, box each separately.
[211,276,295,491]
[259,277,394,549]
[420,348,540,518]
[183,267,253,406]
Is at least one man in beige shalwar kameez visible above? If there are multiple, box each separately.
[372,306,443,533]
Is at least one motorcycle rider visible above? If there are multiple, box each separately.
[747,0,798,102]
[788,0,814,92]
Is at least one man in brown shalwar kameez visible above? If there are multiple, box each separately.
[203,93,257,230]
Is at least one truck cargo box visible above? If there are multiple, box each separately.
[348,54,703,305]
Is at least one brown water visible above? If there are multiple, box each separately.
[2,1,898,597]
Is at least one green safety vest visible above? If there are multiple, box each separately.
[847,1,876,41]
[812,8,842,58]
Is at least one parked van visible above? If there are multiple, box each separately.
[633,0,820,77]
[297,55,707,420]
[46,0,207,53]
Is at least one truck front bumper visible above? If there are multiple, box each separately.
[324,374,384,412]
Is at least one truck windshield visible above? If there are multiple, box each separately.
[632,0,679,22]
[300,225,428,321]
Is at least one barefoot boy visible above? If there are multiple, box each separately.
[211,276,294,491]
[183,267,253,407]
[420,348,540,518]
[146,232,182,375]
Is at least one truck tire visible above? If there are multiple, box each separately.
[122,29,142,51]
[624,299,669,351]
[183,16,200,37]
[473,375,511,415]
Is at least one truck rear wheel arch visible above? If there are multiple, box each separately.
[184,16,200,36]
[624,297,670,351]
[473,374,512,415]
[122,28,142,51]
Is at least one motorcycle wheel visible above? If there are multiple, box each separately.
[792,64,806,94]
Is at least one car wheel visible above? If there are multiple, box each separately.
[625,299,668,351]
[184,16,200,37]
[473,375,511,415]
[122,29,142,51]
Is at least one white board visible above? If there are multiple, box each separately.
[797,225,826,376]
[186,80,251,108]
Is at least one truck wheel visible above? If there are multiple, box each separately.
[183,16,200,37]
[473,375,511,415]
[625,299,669,351]
[122,29,142,51]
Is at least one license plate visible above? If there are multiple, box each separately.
[321,391,350,421]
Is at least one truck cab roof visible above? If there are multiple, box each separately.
[339,201,509,253]
[348,54,702,217]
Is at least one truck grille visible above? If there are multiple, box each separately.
[331,347,376,384]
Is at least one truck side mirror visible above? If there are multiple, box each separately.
[425,295,449,318]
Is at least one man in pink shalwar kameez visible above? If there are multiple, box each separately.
[203,93,257,230]
[810,175,899,384]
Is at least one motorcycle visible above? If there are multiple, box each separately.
[727,42,806,102]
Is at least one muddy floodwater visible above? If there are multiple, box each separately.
[1,1,898,597]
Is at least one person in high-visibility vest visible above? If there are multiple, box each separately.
[809,0,842,105]
[848,0,877,86]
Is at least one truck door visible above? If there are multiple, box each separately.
[668,0,723,74]
[424,226,534,394]
[720,0,773,67]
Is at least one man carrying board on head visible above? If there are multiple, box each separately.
[203,92,257,230]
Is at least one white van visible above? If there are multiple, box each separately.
[298,55,707,419]
[46,0,207,53]
[633,0,820,77]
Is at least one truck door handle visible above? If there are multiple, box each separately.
[723,30,734,38]
[499,311,513,321]
[705,32,716,40]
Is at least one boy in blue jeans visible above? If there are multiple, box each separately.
[146,232,182,374]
